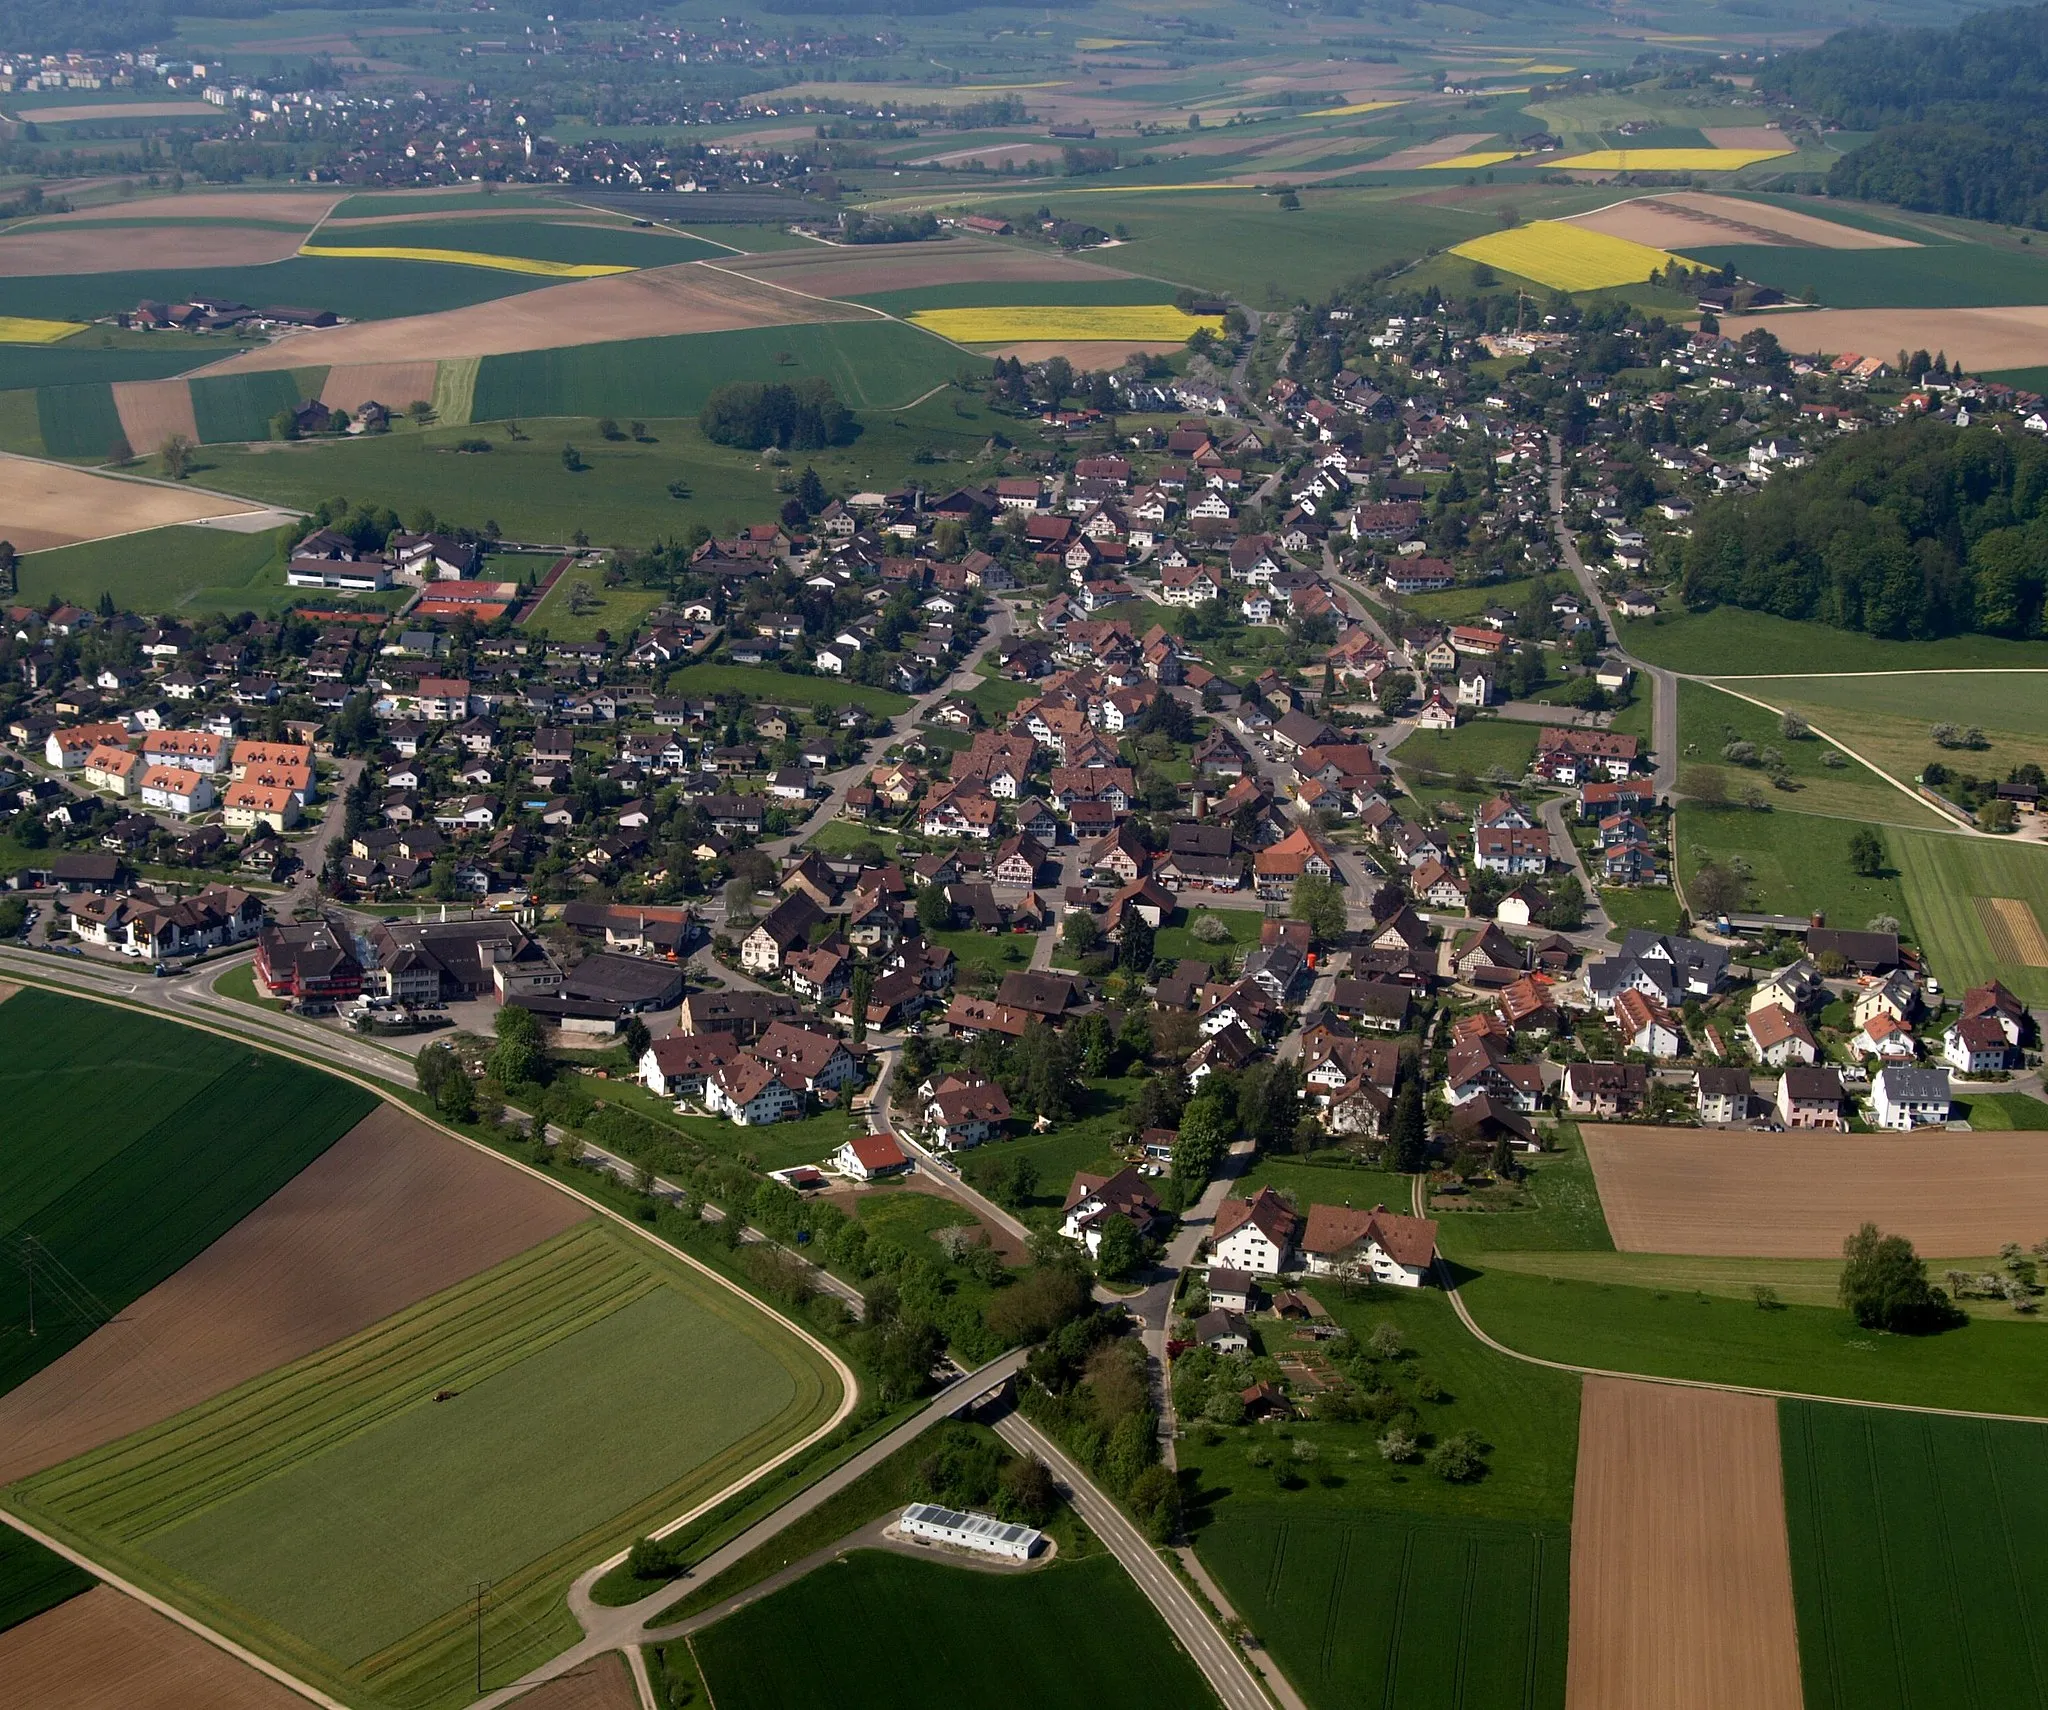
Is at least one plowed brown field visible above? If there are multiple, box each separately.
[0,225,301,276]
[112,378,201,456]
[721,238,1133,298]
[1580,1124,2048,1257]
[1,454,265,550]
[1720,306,2048,369]
[1566,1378,1802,1710]
[505,1652,640,1710]
[319,362,438,414]
[0,1104,589,1484]
[0,1584,308,1709]
[1567,191,1915,251]
[191,262,860,374]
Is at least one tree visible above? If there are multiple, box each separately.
[1095,1214,1142,1280]
[1426,1430,1486,1482]
[1000,1454,1058,1524]
[916,883,953,933]
[1389,1081,1427,1173]
[561,443,587,472]
[1780,710,1812,740]
[1690,861,1743,917]
[1119,915,1155,975]
[269,409,299,443]
[621,1016,651,1064]
[490,1005,548,1086]
[1062,911,1100,956]
[1847,827,1885,876]
[796,465,828,514]
[849,962,874,1044]
[1289,873,1347,945]
[159,432,193,479]
[1840,1221,1963,1332]
[1683,765,1729,807]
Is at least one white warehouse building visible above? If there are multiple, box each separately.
[899,1503,1043,1561]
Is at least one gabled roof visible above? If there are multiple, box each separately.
[1213,1186,1299,1249]
[1299,1203,1438,1270]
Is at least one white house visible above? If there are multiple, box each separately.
[898,1503,1041,1561]
[705,1055,804,1126]
[1208,1188,1298,1277]
[923,1077,1012,1150]
[1871,1064,1951,1130]
[1943,1015,2015,1075]
[139,764,216,817]
[835,1132,912,1180]
[1299,1203,1438,1288]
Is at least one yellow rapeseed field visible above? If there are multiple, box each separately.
[0,316,86,343]
[1548,147,1793,172]
[908,305,1226,343]
[1309,99,1404,117]
[297,244,634,278]
[1450,221,1682,292]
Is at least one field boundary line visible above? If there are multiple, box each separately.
[551,195,749,256]
[1412,1177,2048,1425]
[1684,675,1982,834]
[626,1644,658,1710]
[0,1510,345,1709]
[689,257,893,321]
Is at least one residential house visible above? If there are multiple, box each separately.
[1776,1065,1847,1130]
[1209,1188,1300,1277]
[1871,1065,1951,1129]
[1060,1166,1166,1257]
[1560,1062,1647,1118]
[1747,1003,1818,1067]
[835,1132,913,1180]
[1298,1204,1438,1288]
[1695,1066,1753,1124]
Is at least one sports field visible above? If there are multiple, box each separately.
[1781,1401,2048,1710]
[11,1221,841,1707]
[0,988,377,1399]
[1200,1506,1569,1710]
[692,1552,1220,1710]
[1890,829,2048,1002]
[1451,221,1679,292]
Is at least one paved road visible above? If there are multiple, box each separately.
[1538,796,1611,940]
[993,1409,1269,1710]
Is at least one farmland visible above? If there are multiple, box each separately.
[692,1552,1220,1710]
[1199,1506,1569,1710]
[188,370,308,446]
[1720,671,2048,740]
[0,457,271,558]
[1620,608,2048,675]
[300,243,634,279]
[1720,305,2048,375]
[12,1220,842,1707]
[34,380,125,459]
[1551,147,1790,171]
[1780,1401,2048,1710]
[1890,829,2048,1003]
[1450,222,1679,292]
[0,988,377,1400]
[1566,1380,1801,1710]
[16,524,293,614]
[1677,241,2048,309]
[0,317,85,343]
[0,1524,91,1633]
[906,304,1221,345]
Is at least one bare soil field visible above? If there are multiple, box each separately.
[192,261,859,374]
[0,1585,309,1710]
[1977,896,2048,966]
[33,190,337,225]
[0,224,302,276]
[1702,126,1794,153]
[0,980,18,1003]
[985,338,1186,365]
[1,454,265,550]
[112,378,201,456]
[1721,305,2048,369]
[722,239,1133,297]
[505,1652,640,1710]
[908,142,1061,170]
[319,361,438,414]
[1569,191,1915,250]
[11,101,219,123]
[1566,1378,1802,1710]
[1368,132,1498,170]
[0,1104,589,1485]
[1580,1124,2048,1258]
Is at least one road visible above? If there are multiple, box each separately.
[1547,436,1677,803]
[993,1408,1269,1710]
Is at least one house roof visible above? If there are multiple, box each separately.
[1299,1203,1438,1270]
[1213,1187,1299,1249]
[847,1133,909,1172]
[1780,1065,1844,1102]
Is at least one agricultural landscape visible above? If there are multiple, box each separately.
[6,0,2048,1705]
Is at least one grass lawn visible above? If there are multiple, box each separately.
[1197,1504,1567,1710]
[1678,681,1947,828]
[1394,575,1541,625]
[1429,1125,1614,1258]
[522,576,667,642]
[0,989,374,1401]
[853,1190,977,1268]
[1454,1267,2048,1414]
[693,1551,1218,1710]
[1765,697,2048,808]
[1889,828,2048,1005]
[0,1524,93,1635]
[1677,805,1913,940]
[802,819,902,858]
[1619,608,2048,675]
[15,1221,840,1708]
[18,523,293,613]
[1393,717,1539,783]
[1718,670,2048,741]
[1149,905,1263,968]
[957,1076,1138,1225]
[212,958,284,1010]
[667,664,911,717]
[959,669,1031,723]
[1781,1400,2048,1710]
[1598,884,1682,937]
[929,927,1035,979]
[1956,1091,2048,1129]
[602,1081,865,1175]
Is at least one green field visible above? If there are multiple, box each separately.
[850,276,1183,314]
[0,1524,92,1635]
[693,1551,1220,1710]
[1956,1091,2048,1129]
[189,369,309,445]
[1890,828,2048,1003]
[1431,1126,1615,1258]
[1716,670,2048,738]
[1150,905,1264,967]
[1781,1401,2048,1710]
[468,321,966,421]
[35,380,123,459]
[1455,1269,2048,1415]
[18,524,293,614]
[1200,1507,1568,1710]
[1620,608,2048,675]
[0,988,377,1400]
[956,1077,1137,1224]
[1394,717,1539,781]
[11,1220,839,1708]
[1677,805,1913,938]
[521,575,668,642]
[323,218,727,268]
[0,341,218,391]
[330,191,566,217]
[666,663,911,715]
[1680,241,2048,308]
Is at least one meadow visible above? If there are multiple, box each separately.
[1727,670,2048,739]
[850,276,1181,315]
[1618,608,2048,675]
[0,988,376,1400]
[1199,1506,1568,1710]
[693,1551,1219,1710]
[1678,241,2048,308]
[12,1220,839,1708]
[1676,805,1914,932]
[1780,1401,2048,1710]
[16,525,292,613]
[1393,717,1540,781]
[956,1077,1137,1225]
[1890,828,2048,1003]
[467,320,964,422]
[0,1525,92,1635]
[1150,905,1264,967]
[1451,221,1677,292]
[521,574,668,643]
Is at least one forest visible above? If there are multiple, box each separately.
[1679,421,2048,639]
[1765,3,2048,225]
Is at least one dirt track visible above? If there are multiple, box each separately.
[189,261,862,374]
[1,453,264,550]
[1566,1378,1803,1710]
[0,1585,309,1709]
[0,1104,590,1484]
[504,1652,640,1710]
[1580,1123,2048,1258]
